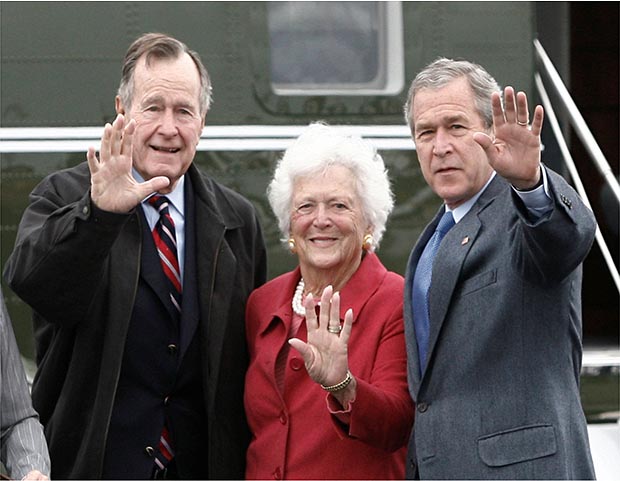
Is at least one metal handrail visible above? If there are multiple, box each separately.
[534,39,620,204]
[533,39,620,294]
[535,74,620,293]
[0,125,415,153]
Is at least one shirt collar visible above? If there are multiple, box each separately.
[133,168,185,217]
[449,171,496,223]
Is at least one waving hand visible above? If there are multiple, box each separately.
[473,87,545,190]
[289,286,356,405]
[86,114,169,213]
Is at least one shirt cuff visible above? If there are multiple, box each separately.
[512,166,553,219]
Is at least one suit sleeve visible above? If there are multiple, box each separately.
[512,166,596,284]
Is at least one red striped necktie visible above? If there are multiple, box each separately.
[154,425,174,471]
[147,195,179,470]
[148,195,182,318]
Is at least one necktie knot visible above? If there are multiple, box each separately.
[148,195,171,215]
[436,210,455,237]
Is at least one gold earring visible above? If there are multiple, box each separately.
[288,238,296,252]
[363,234,373,250]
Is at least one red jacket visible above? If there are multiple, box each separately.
[245,253,414,480]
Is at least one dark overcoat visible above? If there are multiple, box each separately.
[3,162,267,479]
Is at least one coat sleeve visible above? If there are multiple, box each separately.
[2,165,132,327]
[332,293,415,453]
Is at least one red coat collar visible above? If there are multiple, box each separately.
[257,253,388,336]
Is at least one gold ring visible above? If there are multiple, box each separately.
[517,120,528,126]
[327,326,342,334]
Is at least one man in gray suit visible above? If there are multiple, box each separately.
[403,58,596,479]
[1,286,50,480]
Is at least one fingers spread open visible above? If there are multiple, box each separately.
[288,337,312,362]
[319,285,333,330]
[488,91,503,129]
[530,104,544,136]
[120,118,136,157]
[328,291,342,333]
[86,146,99,174]
[516,91,530,125]
[110,114,125,157]
[99,122,113,162]
[304,293,318,331]
[340,308,353,344]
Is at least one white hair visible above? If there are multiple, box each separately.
[267,122,394,252]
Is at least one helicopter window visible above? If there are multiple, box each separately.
[267,1,404,96]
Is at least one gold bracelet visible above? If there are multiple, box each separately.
[321,370,352,392]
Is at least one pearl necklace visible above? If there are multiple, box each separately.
[292,278,306,316]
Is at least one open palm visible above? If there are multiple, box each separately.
[289,286,353,387]
[474,87,545,190]
[87,114,169,213]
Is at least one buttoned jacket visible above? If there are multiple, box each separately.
[245,253,414,480]
[403,167,596,479]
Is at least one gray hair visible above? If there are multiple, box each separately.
[267,122,394,252]
[117,33,212,116]
[403,57,501,130]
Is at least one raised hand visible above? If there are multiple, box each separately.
[86,114,170,213]
[473,86,545,190]
[289,286,354,389]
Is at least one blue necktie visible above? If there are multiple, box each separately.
[412,210,455,375]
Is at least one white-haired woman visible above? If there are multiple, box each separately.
[244,122,414,480]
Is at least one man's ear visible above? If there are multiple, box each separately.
[115,96,125,115]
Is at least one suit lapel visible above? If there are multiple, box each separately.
[404,209,442,390]
[425,213,481,370]
[422,176,504,385]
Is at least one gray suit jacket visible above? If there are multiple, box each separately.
[404,168,596,479]
[0,287,50,479]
